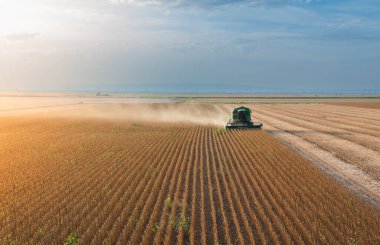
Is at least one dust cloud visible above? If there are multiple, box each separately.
[47,103,233,127]
[0,96,234,126]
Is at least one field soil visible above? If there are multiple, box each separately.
[328,102,380,109]
[253,103,380,208]
[1,103,380,244]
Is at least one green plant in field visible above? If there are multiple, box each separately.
[165,197,173,208]
[65,159,76,166]
[177,200,183,208]
[152,223,161,234]
[172,212,190,232]
[78,144,86,155]
[349,231,360,245]
[36,227,45,237]
[128,216,138,226]
[349,222,362,245]
[3,234,15,245]
[64,233,79,245]
[318,231,326,242]
[102,185,111,194]
[149,166,159,177]
[0,210,7,221]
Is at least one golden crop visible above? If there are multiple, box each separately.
[0,116,379,244]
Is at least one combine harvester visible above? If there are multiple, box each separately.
[225,106,263,130]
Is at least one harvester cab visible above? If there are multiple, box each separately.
[225,106,263,130]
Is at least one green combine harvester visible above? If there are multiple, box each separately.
[225,106,263,130]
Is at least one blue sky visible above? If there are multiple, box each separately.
[0,0,379,93]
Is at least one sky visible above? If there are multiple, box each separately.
[0,0,379,94]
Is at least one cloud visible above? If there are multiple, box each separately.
[4,33,40,42]
[109,0,315,8]
[109,0,162,6]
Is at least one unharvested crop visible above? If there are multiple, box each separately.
[0,114,380,244]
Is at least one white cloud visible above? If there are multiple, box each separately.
[109,0,163,7]
[4,33,40,42]
[108,0,315,8]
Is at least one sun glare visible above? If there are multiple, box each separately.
[0,1,44,35]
